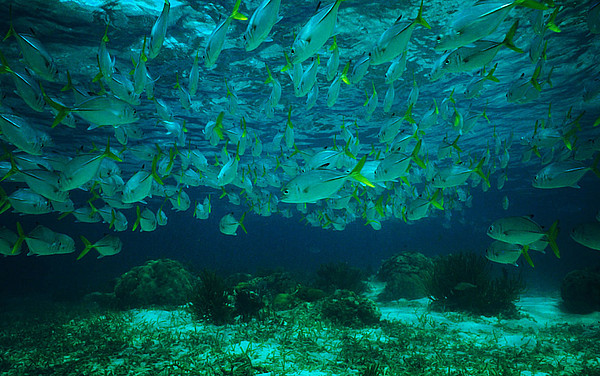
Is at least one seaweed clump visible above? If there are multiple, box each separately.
[320,290,381,328]
[315,262,368,294]
[425,252,525,318]
[190,270,234,325]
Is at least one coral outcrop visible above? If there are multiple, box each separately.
[376,252,433,301]
[114,259,196,308]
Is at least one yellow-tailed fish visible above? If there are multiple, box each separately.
[78,234,123,260]
[288,0,347,66]
[369,0,430,65]
[384,50,407,83]
[243,0,281,51]
[204,0,247,68]
[281,156,374,203]
[58,141,122,191]
[4,14,59,81]
[435,0,548,51]
[219,212,247,235]
[147,0,171,59]
[0,113,50,155]
[326,36,340,81]
[571,222,600,251]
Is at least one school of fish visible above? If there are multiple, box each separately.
[0,0,598,264]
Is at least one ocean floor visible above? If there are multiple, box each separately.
[1,290,599,376]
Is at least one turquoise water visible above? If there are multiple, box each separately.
[0,0,598,319]
[0,1,599,374]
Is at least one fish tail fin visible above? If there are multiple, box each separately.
[341,61,351,85]
[109,209,116,229]
[140,35,148,63]
[132,206,141,232]
[173,72,181,89]
[103,139,122,162]
[265,64,274,84]
[0,50,13,75]
[546,220,560,258]
[76,236,94,260]
[411,139,426,169]
[3,6,16,42]
[230,0,248,21]
[1,153,20,182]
[151,154,165,185]
[61,70,74,92]
[290,143,301,157]
[414,0,431,29]
[40,83,71,128]
[12,222,25,255]
[521,245,535,267]
[429,189,444,210]
[214,112,225,140]
[473,157,490,188]
[348,155,375,187]
[503,21,523,53]
[403,103,416,124]
[281,51,292,72]
[486,64,500,83]
[329,35,338,51]
[101,21,110,43]
[92,66,104,83]
[239,212,247,234]
[451,135,462,153]
[546,7,561,33]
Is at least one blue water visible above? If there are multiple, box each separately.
[0,0,599,300]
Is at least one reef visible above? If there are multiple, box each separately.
[376,251,434,301]
[425,252,525,318]
[319,289,381,328]
[561,266,600,314]
[113,259,196,309]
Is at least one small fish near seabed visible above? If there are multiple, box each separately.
[487,215,559,267]
[570,222,600,251]
[219,212,247,236]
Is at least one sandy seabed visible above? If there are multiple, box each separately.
[1,289,599,376]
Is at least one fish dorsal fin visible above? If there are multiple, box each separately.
[315,1,322,12]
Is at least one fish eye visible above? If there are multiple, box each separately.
[290,48,295,54]
[283,189,289,195]
[444,59,450,65]
[488,225,494,232]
